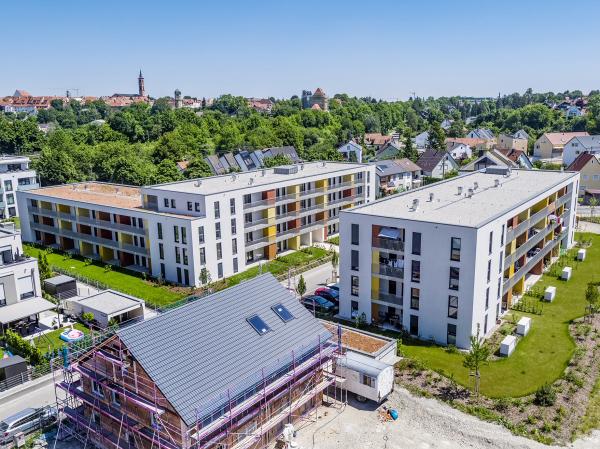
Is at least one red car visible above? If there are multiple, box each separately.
[314,288,339,306]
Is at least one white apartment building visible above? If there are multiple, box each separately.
[338,167,578,348]
[0,227,53,334]
[17,162,375,287]
[0,156,38,219]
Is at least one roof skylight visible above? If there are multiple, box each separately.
[271,304,294,323]
[247,315,271,335]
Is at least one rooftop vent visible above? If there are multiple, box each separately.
[495,179,500,187]
[412,198,419,211]
[485,166,509,176]
[194,180,201,187]
[115,188,119,194]
[249,178,254,185]
[322,162,326,167]
[429,193,434,202]
[72,185,76,190]
[232,174,237,181]
[467,188,473,198]
[84,184,88,190]
[274,165,298,175]
[473,182,479,190]
[458,186,463,195]
[301,163,305,170]
[262,169,266,176]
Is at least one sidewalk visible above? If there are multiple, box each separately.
[578,221,600,234]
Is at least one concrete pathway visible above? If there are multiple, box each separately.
[578,221,600,234]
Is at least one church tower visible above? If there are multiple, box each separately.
[175,89,182,109]
[138,70,145,97]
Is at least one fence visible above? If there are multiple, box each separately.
[0,358,62,393]
[273,254,334,282]
[50,265,118,293]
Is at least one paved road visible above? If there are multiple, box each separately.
[280,261,336,298]
[0,376,64,421]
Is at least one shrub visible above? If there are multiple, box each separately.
[565,370,585,387]
[494,395,511,412]
[84,258,93,266]
[541,421,552,433]
[411,357,429,372]
[63,253,72,260]
[396,339,405,357]
[396,359,410,371]
[527,414,536,424]
[446,344,459,354]
[104,264,112,273]
[83,312,94,323]
[535,383,557,406]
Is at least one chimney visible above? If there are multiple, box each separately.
[458,186,463,195]
[495,179,500,187]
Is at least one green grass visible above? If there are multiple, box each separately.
[401,232,596,397]
[327,236,340,245]
[24,247,184,307]
[33,322,89,355]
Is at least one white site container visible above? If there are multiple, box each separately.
[335,351,395,403]
[544,286,556,302]
[578,249,586,261]
[500,335,516,357]
[561,267,572,281]
[516,317,530,336]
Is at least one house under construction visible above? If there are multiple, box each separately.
[53,274,346,449]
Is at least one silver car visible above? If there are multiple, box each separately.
[0,407,57,445]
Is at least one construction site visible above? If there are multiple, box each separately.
[50,274,349,449]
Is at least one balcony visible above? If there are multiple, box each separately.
[504,213,564,267]
[244,218,331,251]
[372,263,404,279]
[372,237,404,252]
[506,192,572,241]
[17,183,40,191]
[371,290,403,306]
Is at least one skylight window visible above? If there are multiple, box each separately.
[271,304,294,323]
[247,315,271,335]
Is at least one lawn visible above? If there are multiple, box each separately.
[24,246,184,307]
[32,322,89,355]
[401,232,596,397]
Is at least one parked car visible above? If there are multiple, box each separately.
[327,283,339,292]
[301,295,338,314]
[314,288,339,305]
[0,407,57,444]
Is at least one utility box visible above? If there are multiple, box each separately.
[13,432,25,448]
[578,249,586,261]
[561,267,572,281]
[500,335,516,357]
[544,286,556,302]
[517,317,530,336]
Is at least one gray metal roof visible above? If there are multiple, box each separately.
[117,274,332,427]
[337,351,392,377]
[76,290,144,316]
[43,275,76,286]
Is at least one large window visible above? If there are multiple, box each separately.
[157,223,163,239]
[216,243,222,260]
[411,260,420,282]
[199,226,204,244]
[231,218,237,235]
[174,226,179,243]
[501,224,505,246]
[230,198,236,214]
[448,295,458,318]
[449,267,459,290]
[160,263,166,279]
[447,324,457,345]
[233,258,238,273]
[485,287,489,310]
[175,247,181,264]
[182,228,187,244]
[218,263,223,279]
[351,250,359,271]
[450,237,461,261]
[484,314,488,334]
[487,260,491,282]
[412,232,421,255]
[499,251,503,273]
[351,224,359,245]
[232,238,237,255]
[488,231,493,254]
[200,248,206,265]
[170,199,176,208]
[159,243,164,260]
[215,223,221,239]
[351,275,359,296]
[410,315,418,336]
[214,201,220,219]
[497,278,501,298]
[410,288,419,310]
[183,248,188,265]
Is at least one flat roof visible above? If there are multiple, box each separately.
[76,290,144,315]
[43,275,76,286]
[0,297,56,325]
[347,169,577,227]
[144,161,366,195]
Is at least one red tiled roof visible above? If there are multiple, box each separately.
[176,161,189,171]
[499,148,526,162]
[544,132,589,146]
[314,87,325,96]
[567,152,595,172]
[311,103,322,110]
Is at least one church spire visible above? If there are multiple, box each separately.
[138,70,145,97]
[139,70,143,78]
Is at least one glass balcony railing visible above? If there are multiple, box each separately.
[371,263,404,279]
[372,237,404,252]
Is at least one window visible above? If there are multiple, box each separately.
[0,284,5,307]
[200,247,206,264]
[218,262,223,278]
[487,260,491,282]
[231,218,237,235]
[195,202,200,212]
[411,260,420,282]
[245,213,252,224]
[410,315,418,336]
[351,275,359,296]
[184,269,189,285]
[485,287,490,310]
[182,228,187,244]
[92,411,101,425]
[112,391,121,409]
[499,251,503,273]
[138,218,143,228]
[243,194,251,204]
[18,276,34,300]
[183,248,188,265]
[272,304,294,322]
[230,198,236,214]
[188,201,193,211]
[214,201,220,218]
[164,198,169,207]
[351,224,359,245]
[501,224,505,246]
[447,295,458,318]
[488,231,493,254]
[215,223,221,239]
[450,237,461,261]
[175,247,181,264]
[216,243,222,260]
[447,324,457,345]
[583,174,589,180]
[233,258,238,273]
[449,267,459,290]
[171,199,176,208]
[497,278,501,298]
[198,226,204,243]
[157,223,163,239]
[410,288,419,310]
[595,175,600,181]
[360,373,375,387]
[177,267,182,283]
[351,300,358,313]
[351,250,359,271]
[6,194,14,205]
[159,243,164,259]
[91,380,103,398]
[484,314,488,334]
[232,238,237,255]
[247,315,270,335]
[160,263,166,279]
[174,226,179,242]
[412,232,421,255]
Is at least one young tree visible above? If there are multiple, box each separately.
[331,250,339,282]
[297,274,307,300]
[585,279,599,314]
[199,267,212,288]
[462,323,490,396]
[589,197,598,216]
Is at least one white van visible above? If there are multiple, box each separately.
[336,351,394,403]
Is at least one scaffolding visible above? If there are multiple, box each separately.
[192,327,347,449]
[52,318,346,449]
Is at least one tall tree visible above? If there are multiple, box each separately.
[262,153,292,168]
[402,127,419,162]
[155,159,183,184]
[426,121,446,151]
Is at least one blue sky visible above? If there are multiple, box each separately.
[4,0,599,100]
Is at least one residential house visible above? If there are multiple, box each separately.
[498,149,533,169]
[445,137,496,152]
[204,155,226,175]
[263,146,301,164]
[62,290,145,328]
[0,155,38,219]
[533,132,589,162]
[567,152,600,201]
[514,129,529,140]
[354,134,393,151]
[416,149,458,178]
[413,131,429,149]
[55,273,340,449]
[440,118,453,128]
[497,133,528,153]
[338,141,363,162]
[445,141,472,161]
[175,161,189,174]
[459,149,532,173]
[369,159,421,195]
[247,98,274,113]
[562,136,600,167]
[339,167,577,347]
[375,141,401,159]
[466,128,495,140]
[234,151,259,171]
[566,104,584,119]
